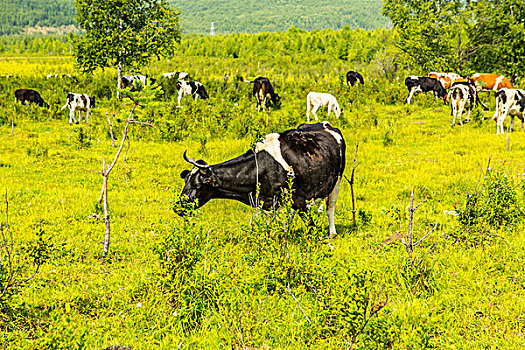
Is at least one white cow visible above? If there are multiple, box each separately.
[61,92,96,125]
[492,88,525,134]
[306,92,342,122]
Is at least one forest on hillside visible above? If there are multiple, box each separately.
[172,0,389,34]
[0,0,388,36]
[0,0,76,36]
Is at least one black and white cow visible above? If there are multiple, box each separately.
[178,122,346,238]
[405,76,447,104]
[346,71,364,86]
[121,75,156,91]
[250,77,281,111]
[492,88,525,134]
[446,82,488,126]
[175,80,209,106]
[61,92,96,125]
[14,89,49,108]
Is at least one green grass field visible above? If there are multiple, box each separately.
[1,56,525,349]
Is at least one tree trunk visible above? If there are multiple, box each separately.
[103,170,110,254]
[117,19,123,99]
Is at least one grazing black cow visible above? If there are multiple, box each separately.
[346,71,364,86]
[176,80,209,105]
[61,92,96,125]
[14,89,49,108]
[177,122,346,238]
[250,77,281,111]
[121,75,155,91]
[405,76,447,104]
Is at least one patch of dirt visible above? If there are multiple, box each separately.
[21,25,79,35]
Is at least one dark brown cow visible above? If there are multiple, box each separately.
[14,89,49,108]
[250,77,281,111]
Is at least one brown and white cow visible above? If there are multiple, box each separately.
[426,72,463,89]
[61,92,96,125]
[492,88,525,134]
[467,73,514,92]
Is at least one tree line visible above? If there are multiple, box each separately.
[0,0,523,84]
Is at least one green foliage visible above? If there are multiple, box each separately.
[455,168,523,245]
[383,0,463,71]
[465,0,525,79]
[70,0,181,74]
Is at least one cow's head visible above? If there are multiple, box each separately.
[176,150,219,215]
[272,93,281,107]
[90,96,96,108]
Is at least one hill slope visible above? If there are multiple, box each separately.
[0,0,388,36]
[0,0,76,36]
[172,0,389,34]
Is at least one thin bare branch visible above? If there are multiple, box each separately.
[287,283,311,323]
[414,223,438,246]
[348,291,390,350]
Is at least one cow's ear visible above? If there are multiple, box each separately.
[180,170,190,179]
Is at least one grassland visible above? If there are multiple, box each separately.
[1,55,525,349]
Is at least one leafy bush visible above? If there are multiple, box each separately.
[454,168,523,245]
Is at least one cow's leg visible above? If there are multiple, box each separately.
[406,88,415,104]
[177,90,183,106]
[496,115,505,134]
[327,177,341,238]
[465,109,471,123]
[327,102,332,117]
[311,105,320,121]
[77,111,82,124]
[69,110,76,125]
[86,109,90,124]
[457,101,465,125]
[451,102,457,125]
[306,102,311,122]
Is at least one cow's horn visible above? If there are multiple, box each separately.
[183,150,209,169]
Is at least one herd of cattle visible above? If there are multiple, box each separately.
[406,72,525,134]
[12,70,524,134]
[9,69,524,237]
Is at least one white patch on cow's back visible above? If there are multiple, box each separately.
[494,75,505,90]
[322,122,343,144]
[255,133,294,176]
[408,75,419,79]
